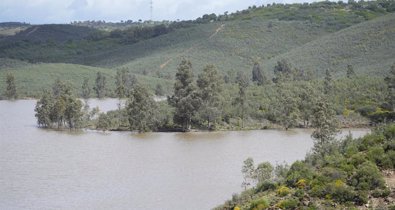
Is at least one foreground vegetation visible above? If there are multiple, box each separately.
[215,123,395,210]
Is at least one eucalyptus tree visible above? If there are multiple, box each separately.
[94,72,106,98]
[252,62,266,86]
[196,64,223,129]
[235,71,250,128]
[81,78,91,99]
[311,99,339,156]
[324,69,333,95]
[168,59,201,131]
[115,69,128,98]
[5,73,17,99]
[127,84,157,132]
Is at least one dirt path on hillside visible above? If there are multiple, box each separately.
[159,24,225,69]
[361,170,395,209]
[25,26,38,37]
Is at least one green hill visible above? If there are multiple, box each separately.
[0,63,172,97]
[0,0,394,98]
[262,13,395,77]
[3,24,98,43]
[105,19,332,77]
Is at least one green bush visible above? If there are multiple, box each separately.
[367,146,386,167]
[255,181,276,193]
[276,198,299,209]
[276,185,291,197]
[371,188,391,198]
[350,153,367,167]
[248,198,269,210]
[286,161,314,187]
[350,161,385,190]
[386,150,395,168]
[326,180,356,203]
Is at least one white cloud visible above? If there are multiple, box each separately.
[0,0,317,24]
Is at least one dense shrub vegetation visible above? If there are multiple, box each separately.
[215,124,395,209]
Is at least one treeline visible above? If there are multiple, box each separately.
[31,59,395,131]
[35,80,83,129]
[200,0,395,26]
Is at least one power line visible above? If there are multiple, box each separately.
[150,0,153,21]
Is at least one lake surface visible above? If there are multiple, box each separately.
[0,100,370,210]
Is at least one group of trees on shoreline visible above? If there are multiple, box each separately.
[27,58,395,132]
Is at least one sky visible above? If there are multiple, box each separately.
[0,0,316,24]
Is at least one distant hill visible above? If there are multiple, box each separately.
[0,22,30,37]
[0,0,394,83]
[3,24,98,43]
[262,13,395,77]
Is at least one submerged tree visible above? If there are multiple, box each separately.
[197,64,223,129]
[35,80,83,129]
[4,73,17,99]
[115,69,128,98]
[35,90,54,128]
[94,72,106,98]
[81,78,91,99]
[311,99,339,156]
[168,59,201,131]
[127,85,157,132]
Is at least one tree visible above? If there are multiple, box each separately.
[127,85,157,132]
[274,83,300,130]
[35,91,54,128]
[234,71,250,128]
[346,64,356,79]
[34,80,83,129]
[97,113,111,131]
[297,82,318,127]
[5,73,17,99]
[311,99,339,155]
[252,62,266,86]
[81,78,91,99]
[273,60,292,83]
[63,95,83,129]
[242,157,255,189]
[52,79,71,97]
[324,69,333,95]
[255,162,274,184]
[384,64,395,111]
[168,59,201,131]
[155,84,165,96]
[94,72,106,98]
[115,69,127,98]
[196,64,223,129]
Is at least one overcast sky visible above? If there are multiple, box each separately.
[0,0,316,24]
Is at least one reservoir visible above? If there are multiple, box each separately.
[0,100,369,210]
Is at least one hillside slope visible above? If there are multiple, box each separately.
[95,13,395,78]
[86,18,332,77]
[0,63,172,97]
[263,13,395,77]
